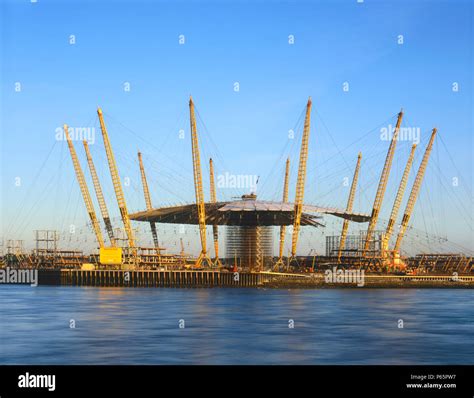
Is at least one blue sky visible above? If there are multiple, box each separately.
[1,0,472,255]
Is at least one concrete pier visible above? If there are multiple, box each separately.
[60,269,263,288]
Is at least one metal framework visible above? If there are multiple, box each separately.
[384,143,417,245]
[275,157,290,268]
[209,158,222,266]
[137,151,160,254]
[363,110,404,255]
[394,128,437,252]
[338,152,362,262]
[189,97,212,267]
[64,124,104,248]
[291,97,312,258]
[97,108,136,250]
[83,140,116,246]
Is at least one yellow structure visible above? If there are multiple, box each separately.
[97,108,136,251]
[64,124,105,248]
[99,247,123,265]
[384,143,417,247]
[275,157,290,268]
[209,158,222,266]
[137,151,160,255]
[363,109,403,256]
[337,152,362,262]
[189,97,212,267]
[291,97,312,259]
[83,140,116,247]
[394,128,437,252]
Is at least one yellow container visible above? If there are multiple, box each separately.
[100,247,123,265]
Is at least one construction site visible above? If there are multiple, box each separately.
[1,97,473,284]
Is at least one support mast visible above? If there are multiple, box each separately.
[189,96,212,267]
[97,108,136,250]
[83,140,116,246]
[64,125,104,248]
[275,157,290,268]
[384,143,417,244]
[337,152,362,262]
[363,109,403,256]
[394,128,437,252]
[137,151,160,253]
[209,158,221,266]
[291,97,312,259]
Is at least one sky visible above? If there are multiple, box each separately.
[1,0,473,256]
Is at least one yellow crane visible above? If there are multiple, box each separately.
[83,140,116,247]
[97,108,136,251]
[291,97,312,260]
[209,158,222,267]
[275,157,290,269]
[394,128,437,252]
[189,96,212,267]
[137,151,161,257]
[384,143,417,246]
[337,152,362,262]
[363,109,403,256]
[64,125,105,248]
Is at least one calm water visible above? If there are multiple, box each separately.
[0,286,472,364]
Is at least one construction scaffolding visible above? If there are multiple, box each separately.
[326,230,386,258]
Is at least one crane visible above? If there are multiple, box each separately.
[189,96,212,267]
[291,97,312,261]
[363,109,403,256]
[384,143,417,246]
[337,152,362,262]
[137,151,161,257]
[275,157,290,269]
[394,128,437,252]
[97,108,136,253]
[83,140,116,246]
[64,125,105,248]
[209,158,222,267]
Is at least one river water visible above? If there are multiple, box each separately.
[0,286,472,364]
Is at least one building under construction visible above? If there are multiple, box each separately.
[2,96,473,275]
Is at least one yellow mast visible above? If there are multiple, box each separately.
[83,140,116,247]
[384,143,417,245]
[64,125,104,248]
[291,97,312,259]
[394,128,437,252]
[97,108,136,250]
[189,96,212,267]
[275,157,290,268]
[137,151,160,254]
[337,152,362,262]
[209,158,222,266]
[363,109,403,256]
